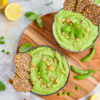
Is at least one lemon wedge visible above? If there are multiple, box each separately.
[0,0,8,9]
[4,3,22,21]
[89,93,99,100]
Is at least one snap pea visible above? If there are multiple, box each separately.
[74,70,94,80]
[81,46,95,62]
[0,41,5,44]
[71,65,92,74]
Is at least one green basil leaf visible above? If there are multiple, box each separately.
[27,14,38,21]
[19,43,33,53]
[36,17,44,28]
[0,81,6,91]
[25,12,35,17]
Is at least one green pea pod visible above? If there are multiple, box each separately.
[81,46,95,62]
[74,70,94,80]
[71,65,91,74]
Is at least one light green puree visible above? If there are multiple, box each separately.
[28,46,69,95]
[53,9,98,52]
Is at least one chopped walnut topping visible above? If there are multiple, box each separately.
[32,65,38,70]
[86,27,90,32]
[66,18,70,23]
[76,38,79,42]
[61,18,65,23]
[54,79,59,84]
[62,70,66,74]
[50,77,55,80]
[47,66,54,71]
[41,83,46,87]
[46,62,51,66]
[47,86,50,89]
[53,59,56,63]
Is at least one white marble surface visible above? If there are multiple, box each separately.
[0,0,100,100]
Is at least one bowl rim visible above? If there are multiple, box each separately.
[52,8,100,53]
[28,45,70,96]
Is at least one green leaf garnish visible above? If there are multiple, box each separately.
[0,81,6,91]
[19,43,33,53]
[25,12,44,28]
[36,17,44,28]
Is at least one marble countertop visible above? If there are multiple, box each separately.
[0,0,100,100]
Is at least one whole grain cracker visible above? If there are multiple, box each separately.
[83,4,100,26]
[64,0,77,11]
[76,0,93,13]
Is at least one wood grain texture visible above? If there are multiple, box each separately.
[17,13,100,100]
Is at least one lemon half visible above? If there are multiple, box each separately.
[89,94,99,100]
[0,0,8,9]
[4,3,22,21]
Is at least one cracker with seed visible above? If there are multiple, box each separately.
[13,74,32,92]
[83,4,100,26]
[13,53,32,92]
[64,0,77,11]
[76,0,93,13]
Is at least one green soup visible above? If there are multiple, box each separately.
[53,9,98,52]
[28,46,69,95]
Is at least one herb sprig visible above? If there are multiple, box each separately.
[25,12,44,28]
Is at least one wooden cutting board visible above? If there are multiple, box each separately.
[17,12,100,100]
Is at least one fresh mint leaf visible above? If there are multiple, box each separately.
[25,12,35,17]
[25,12,44,28]
[19,43,33,53]
[36,17,44,28]
[0,81,6,91]
[27,14,38,21]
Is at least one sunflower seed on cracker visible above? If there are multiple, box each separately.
[76,0,93,13]
[64,0,77,11]
[83,4,100,26]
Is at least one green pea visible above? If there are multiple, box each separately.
[68,92,72,96]
[76,86,79,90]
[1,49,5,53]
[74,70,94,80]
[71,65,92,74]
[6,51,10,55]
[0,36,4,39]
[0,41,5,44]
[58,93,61,96]
[81,46,95,62]
[63,91,67,95]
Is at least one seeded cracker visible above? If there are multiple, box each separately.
[13,53,32,92]
[83,4,100,26]
[13,74,32,92]
[76,0,93,13]
[64,0,77,11]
